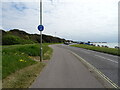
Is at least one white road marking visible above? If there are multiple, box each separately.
[94,55,118,64]
[70,51,119,88]
[81,50,91,54]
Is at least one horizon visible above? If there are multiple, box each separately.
[1,29,118,43]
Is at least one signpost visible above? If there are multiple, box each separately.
[38,25,44,62]
[38,25,44,31]
[38,0,44,62]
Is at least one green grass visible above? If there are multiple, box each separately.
[2,54,37,79]
[0,46,2,82]
[2,43,53,79]
[3,62,45,88]
[71,44,119,56]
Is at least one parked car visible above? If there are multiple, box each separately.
[64,42,70,45]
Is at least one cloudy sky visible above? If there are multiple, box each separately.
[0,0,119,42]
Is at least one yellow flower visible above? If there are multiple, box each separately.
[19,59,27,62]
[21,53,24,55]
[19,59,24,62]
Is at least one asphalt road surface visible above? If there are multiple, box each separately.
[59,44,119,86]
[31,44,104,88]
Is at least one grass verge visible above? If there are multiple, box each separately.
[2,62,45,88]
[2,43,53,79]
[71,44,119,56]
[2,43,53,88]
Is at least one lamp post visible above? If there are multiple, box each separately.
[38,0,44,62]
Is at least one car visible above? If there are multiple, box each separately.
[64,42,70,45]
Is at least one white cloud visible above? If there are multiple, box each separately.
[2,2,40,33]
[1,0,119,42]
[43,0,118,42]
[1,0,39,2]
[0,1,2,28]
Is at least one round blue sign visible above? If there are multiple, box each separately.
[38,25,44,31]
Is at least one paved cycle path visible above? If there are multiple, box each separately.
[31,45,104,88]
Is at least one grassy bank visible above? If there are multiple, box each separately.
[3,62,45,88]
[71,44,119,56]
[2,43,53,79]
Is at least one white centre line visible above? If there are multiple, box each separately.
[95,55,118,64]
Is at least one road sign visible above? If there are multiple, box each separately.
[38,25,44,31]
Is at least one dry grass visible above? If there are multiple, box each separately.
[2,62,45,88]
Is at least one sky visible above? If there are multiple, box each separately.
[0,0,119,42]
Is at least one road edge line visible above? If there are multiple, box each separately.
[69,50,119,89]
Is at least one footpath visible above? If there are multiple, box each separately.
[30,45,104,88]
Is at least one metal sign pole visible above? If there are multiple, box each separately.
[40,0,42,62]
[38,0,44,62]
[40,31,42,62]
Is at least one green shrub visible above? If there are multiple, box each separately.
[2,34,21,45]
[2,34,34,45]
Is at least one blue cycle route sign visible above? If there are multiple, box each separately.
[38,25,44,31]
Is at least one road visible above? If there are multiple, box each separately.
[59,44,119,86]
[31,44,104,88]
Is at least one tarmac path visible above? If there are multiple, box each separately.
[31,44,104,88]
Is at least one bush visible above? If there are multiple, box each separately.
[2,34,34,45]
[2,34,21,45]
